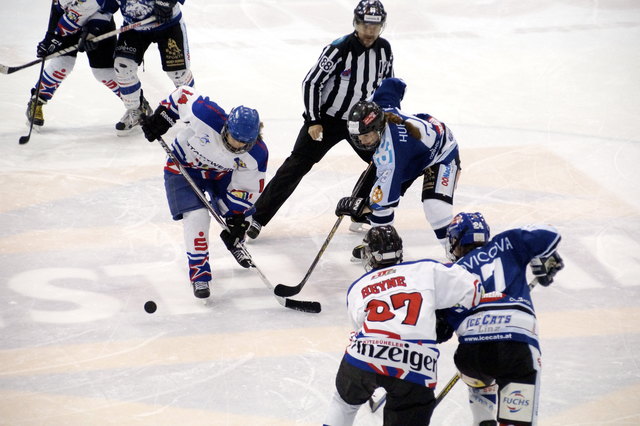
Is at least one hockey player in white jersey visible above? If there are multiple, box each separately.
[140,86,268,299]
[441,212,564,426]
[26,0,123,128]
[324,225,483,426]
[335,78,461,255]
[114,0,193,135]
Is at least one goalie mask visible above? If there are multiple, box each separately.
[347,101,386,151]
[222,106,260,154]
[363,225,403,271]
[445,212,490,262]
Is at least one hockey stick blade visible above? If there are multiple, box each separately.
[283,298,322,314]
[274,282,305,298]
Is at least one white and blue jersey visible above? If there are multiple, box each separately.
[344,259,482,388]
[368,79,459,225]
[53,0,119,37]
[448,225,561,351]
[161,86,268,219]
[118,0,185,31]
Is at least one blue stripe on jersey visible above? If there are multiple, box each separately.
[191,98,227,134]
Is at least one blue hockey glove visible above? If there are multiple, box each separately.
[530,252,564,286]
[37,32,63,58]
[335,197,369,218]
[154,0,178,24]
[141,105,175,142]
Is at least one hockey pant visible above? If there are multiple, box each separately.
[324,357,435,426]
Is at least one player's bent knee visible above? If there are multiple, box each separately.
[114,57,139,85]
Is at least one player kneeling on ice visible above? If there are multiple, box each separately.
[141,86,268,299]
[324,225,483,426]
[439,212,564,426]
[335,78,461,259]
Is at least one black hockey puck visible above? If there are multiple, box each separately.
[144,300,157,314]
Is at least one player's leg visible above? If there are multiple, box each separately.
[86,18,120,99]
[382,375,436,426]
[420,149,461,247]
[248,120,342,237]
[157,19,195,88]
[26,30,79,128]
[164,160,212,298]
[114,30,152,135]
[495,344,541,426]
[324,357,375,426]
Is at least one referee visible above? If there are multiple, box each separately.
[247,0,394,239]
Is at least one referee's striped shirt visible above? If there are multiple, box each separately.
[302,32,394,123]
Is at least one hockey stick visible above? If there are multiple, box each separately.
[155,136,321,314]
[1,16,157,75]
[274,162,375,298]
[19,60,46,145]
[432,277,541,407]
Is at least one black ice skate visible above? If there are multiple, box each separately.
[191,281,210,299]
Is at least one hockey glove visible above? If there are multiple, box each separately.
[78,21,106,53]
[141,105,176,142]
[154,0,178,24]
[220,214,250,250]
[36,32,63,58]
[435,309,455,343]
[335,196,370,218]
[530,252,564,286]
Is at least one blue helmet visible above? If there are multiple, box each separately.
[223,106,260,154]
[445,212,490,261]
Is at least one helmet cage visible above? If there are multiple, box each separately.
[347,101,386,151]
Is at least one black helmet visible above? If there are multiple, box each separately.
[363,225,403,271]
[354,0,387,25]
[347,100,386,151]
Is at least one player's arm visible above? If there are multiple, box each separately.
[302,43,342,124]
[141,86,196,142]
[519,224,564,286]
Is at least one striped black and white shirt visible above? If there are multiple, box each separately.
[302,32,394,124]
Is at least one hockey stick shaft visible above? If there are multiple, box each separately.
[18,60,46,145]
[155,136,321,313]
[273,162,375,298]
[434,277,540,406]
[1,16,157,75]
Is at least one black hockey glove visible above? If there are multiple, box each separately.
[141,105,176,142]
[435,309,455,343]
[36,32,63,58]
[530,252,564,286]
[154,0,178,24]
[220,214,250,250]
[78,21,106,53]
[335,196,370,218]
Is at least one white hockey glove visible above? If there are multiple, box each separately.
[530,252,564,286]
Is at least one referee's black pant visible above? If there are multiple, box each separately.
[252,115,375,227]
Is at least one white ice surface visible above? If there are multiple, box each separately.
[1,1,639,425]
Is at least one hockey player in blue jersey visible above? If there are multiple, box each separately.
[335,77,461,253]
[140,86,268,299]
[442,212,564,426]
[114,0,193,135]
[26,0,122,129]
